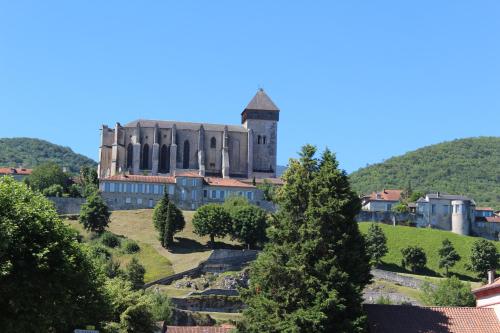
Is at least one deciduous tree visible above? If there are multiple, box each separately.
[469,239,499,279]
[230,205,268,249]
[79,190,111,234]
[422,276,475,307]
[192,204,232,246]
[401,246,427,273]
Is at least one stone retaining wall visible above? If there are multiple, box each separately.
[48,197,86,215]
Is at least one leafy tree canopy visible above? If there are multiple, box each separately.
[401,246,427,273]
[438,239,461,277]
[469,239,499,279]
[365,223,388,266]
[79,190,111,234]
[422,276,475,307]
[349,137,500,209]
[230,204,268,249]
[192,204,232,245]
[27,161,71,192]
[153,193,185,249]
[0,177,109,332]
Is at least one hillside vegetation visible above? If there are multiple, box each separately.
[358,223,500,280]
[0,137,96,173]
[350,137,500,209]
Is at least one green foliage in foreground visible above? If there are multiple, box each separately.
[422,276,475,307]
[0,137,96,173]
[0,177,109,332]
[350,137,500,209]
[240,145,371,333]
[358,223,500,280]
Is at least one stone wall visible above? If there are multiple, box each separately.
[356,211,417,224]
[48,197,86,215]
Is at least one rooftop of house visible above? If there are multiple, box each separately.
[101,173,255,188]
[485,216,500,223]
[164,325,234,333]
[0,167,32,175]
[425,192,475,202]
[364,304,500,333]
[365,189,403,202]
[476,207,494,211]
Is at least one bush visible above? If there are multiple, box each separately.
[102,232,121,248]
[123,240,141,254]
[422,276,475,306]
[401,246,427,273]
[42,184,64,197]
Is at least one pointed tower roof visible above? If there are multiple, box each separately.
[244,88,280,112]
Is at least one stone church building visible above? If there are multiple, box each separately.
[98,89,279,180]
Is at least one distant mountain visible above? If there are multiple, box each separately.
[349,137,500,209]
[0,138,96,173]
[276,165,287,177]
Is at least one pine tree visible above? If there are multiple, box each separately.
[153,192,185,249]
[438,239,461,277]
[240,145,371,333]
[365,223,388,267]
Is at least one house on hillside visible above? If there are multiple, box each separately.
[476,207,495,219]
[361,189,403,212]
[0,167,32,181]
[415,193,475,235]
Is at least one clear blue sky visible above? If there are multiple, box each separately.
[1,1,499,172]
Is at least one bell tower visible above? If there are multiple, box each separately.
[242,89,280,178]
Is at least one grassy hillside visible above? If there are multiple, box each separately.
[358,222,500,280]
[64,218,174,283]
[349,137,500,209]
[0,137,96,173]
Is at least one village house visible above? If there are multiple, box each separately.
[361,189,403,212]
[0,167,32,181]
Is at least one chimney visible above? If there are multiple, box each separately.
[488,270,496,284]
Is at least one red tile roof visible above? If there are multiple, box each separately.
[365,304,500,333]
[476,207,494,211]
[176,170,204,178]
[103,174,175,184]
[165,325,234,333]
[367,189,403,202]
[0,167,32,175]
[205,177,255,188]
[485,216,500,223]
[473,277,500,296]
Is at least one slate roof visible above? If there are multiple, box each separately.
[0,167,32,175]
[426,193,474,202]
[244,88,280,112]
[124,119,248,133]
[204,177,255,188]
[364,304,500,333]
[164,325,234,333]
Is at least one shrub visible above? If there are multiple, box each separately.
[123,240,141,254]
[401,246,427,273]
[42,184,64,197]
[422,276,475,306]
[102,232,121,248]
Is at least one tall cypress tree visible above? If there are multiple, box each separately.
[240,145,371,333]
[153,192,185,249]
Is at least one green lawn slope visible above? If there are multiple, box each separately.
[359,222,500,281]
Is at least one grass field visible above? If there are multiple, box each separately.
[359,222,500,280]
[108,209,241,273]
[64,218,173,283]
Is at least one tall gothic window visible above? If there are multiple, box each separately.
[257,135,261,144]
[159,144,170,173]
[263,136,267,144]
[183,140,190,169]
[142,144,149,170]
[126,143,133,169]
[210,137,216,149]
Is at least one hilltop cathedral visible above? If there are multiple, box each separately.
[98,89,280,180]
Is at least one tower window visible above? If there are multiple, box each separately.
[210,137,216,149]
[257,135,261,144]
[263,136,267,144]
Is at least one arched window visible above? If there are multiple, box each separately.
[126,143,133,169]
[257,135,261,144]
[210,137,216,149]
[183,140,190,169]
[263,136,267,144]
[159,144,170,173]
[141,144,149,170]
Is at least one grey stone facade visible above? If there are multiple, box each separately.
[98,89,279,180]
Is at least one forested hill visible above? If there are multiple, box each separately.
[349,137,500,209]
[0,137,96,173]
